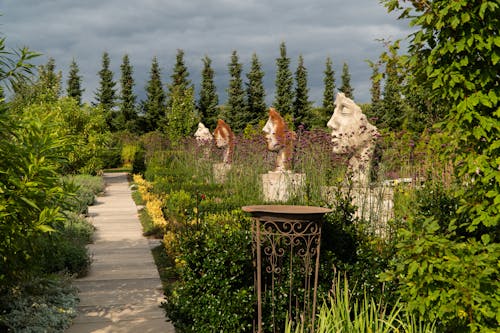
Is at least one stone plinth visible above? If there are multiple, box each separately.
[261,171,305,202]
[213,163,231,184]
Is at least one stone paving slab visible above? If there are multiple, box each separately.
[66,172,175,333]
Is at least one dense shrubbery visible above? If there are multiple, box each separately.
[134,110,498,332]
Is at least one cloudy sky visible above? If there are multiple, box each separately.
[2,0,412,106]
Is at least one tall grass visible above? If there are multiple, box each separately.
[285,274,436,333]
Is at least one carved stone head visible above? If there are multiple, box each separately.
[194,122,213,144]
[213,119,235,164]
[262,108,296,172]
[327,93,379,184]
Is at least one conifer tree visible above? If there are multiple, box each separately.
[66,58,84,105]
[245,53,266,126]
[94,52,117,128]
[380,43,404,130]
[340,62,354,99]
[274,41,294,118]
[293,55,312,128]
[118,54,137,131]
[143,56,165,132]
[366,59,383,126]
[322,57,336,110]
[198,55,219,130]
[38,57,62,101]
[225,50,246,132]
[167,49,191,107]
[165,49,194,135]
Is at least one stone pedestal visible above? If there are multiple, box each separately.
[261,171,305,202]
[213,163,231,184]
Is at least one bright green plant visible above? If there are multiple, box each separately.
[163,223,254,333]
[0,112,73,287]
[381,1,500,331]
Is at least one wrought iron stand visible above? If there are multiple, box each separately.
[242,205,332,333]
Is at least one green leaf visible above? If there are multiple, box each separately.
[481,234,490,245]
[36,224,56,233]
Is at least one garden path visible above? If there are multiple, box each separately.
[66,172,175,333]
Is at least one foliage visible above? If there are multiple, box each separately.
[118,54,138,132]
[163,223,255,333]
[164,86,198,144]
[66,58,84,105]
[197,55,219,131]
[141,56,165,133]
[245,52,267,127]
[94,51,117,128]
[0,110,72,287]
[225,50,246,132]
[293,55,313,129]
[0,37,39,95]
[286,275,436,333]
[339,62,354,99]
[320,57,336,126]
[274,41,294,118]
[381,1,500,331]
[0,276,78,333]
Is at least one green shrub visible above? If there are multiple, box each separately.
[0,275,78,333]
[163,223,255,332]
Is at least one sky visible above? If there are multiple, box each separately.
[1,0,412,107]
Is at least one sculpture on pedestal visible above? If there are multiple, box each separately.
[262,108,296,172]
[327,92,379,185]
[194,122,213,144]
[213,119,235,164]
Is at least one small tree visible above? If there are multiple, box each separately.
[339,62,354,99]
[66,58,84,105]
[165,85,198,144]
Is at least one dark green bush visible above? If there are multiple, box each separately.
[163,223,255,333]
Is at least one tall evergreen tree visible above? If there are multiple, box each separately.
[322,57,336,110]
[366,59,383,126]
[380,43,404,130]
[198,55,219,130]
[165,49,194,134]
[66,58,84,105]
[293,55,312,128]
[274,41,294,118]
[225,50,246,132]
[340,62,354,99]
[142,56,165,132]
[118,54,137,131]
[167,49,191,107]
[94,52,117,128]
[245,53,266,127]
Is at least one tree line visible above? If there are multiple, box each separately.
[39,42,359,137]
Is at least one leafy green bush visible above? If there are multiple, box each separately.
[163,223,255,333]
[0,276,78,333]
[381,184,500,332]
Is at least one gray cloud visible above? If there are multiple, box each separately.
[2,0,412,106]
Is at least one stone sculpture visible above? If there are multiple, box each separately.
[262,108,296,172]
[194,122,213,144]
[213,119,235,164]
[327,92,379,185]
